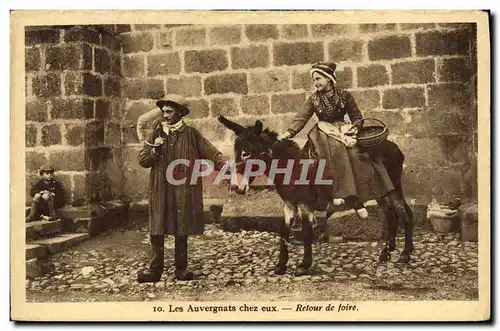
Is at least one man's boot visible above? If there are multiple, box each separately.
[26,200,40,222]
[174,235,194,281]
[137,235,164,283]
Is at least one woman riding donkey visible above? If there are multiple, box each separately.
[218,62,414,270]
[277,62,395,221]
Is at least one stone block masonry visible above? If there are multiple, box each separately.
[25,25,125,206]
[26,23,478,208]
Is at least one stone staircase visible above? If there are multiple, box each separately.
[25,200,129,278]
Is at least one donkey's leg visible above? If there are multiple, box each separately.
[295,205,314,276]
[377,197,390,263]
[377,197,398,264]
[387,191,412,263]
[386,201,399,252]
[275,236,289,275]
[275,202,295,275]
[325,203,336,220]
[402,201,415,257]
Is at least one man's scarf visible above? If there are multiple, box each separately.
[161,119,185,136]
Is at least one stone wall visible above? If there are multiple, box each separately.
[119,23,477,203]
[25,25,125,206]
[25,22,478,206]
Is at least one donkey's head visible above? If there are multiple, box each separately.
[217,116,279,194]
[218,115,277,163]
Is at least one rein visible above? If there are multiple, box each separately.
[262,139,280,158]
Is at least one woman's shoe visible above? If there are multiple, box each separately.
[345,196,368,220]
[355,207,369,219]
[333,198,345,206]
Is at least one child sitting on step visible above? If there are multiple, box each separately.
[26,164,66,222]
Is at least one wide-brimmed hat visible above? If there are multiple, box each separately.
[156,94,190,117]
[310,62,337,84]
[39,164,55,175]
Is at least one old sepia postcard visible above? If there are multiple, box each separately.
[10,10,490,322]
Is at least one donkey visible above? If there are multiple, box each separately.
[218,115,414,276]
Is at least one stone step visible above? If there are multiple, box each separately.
[326,204,385,241]
[26,258,43,278]
[458,201,478,242]
[26,244,47,260]
[129,198,226,224]
[28,233,90,255]
[56,200,129,220]
[26,219,62,240]
[61,217,93,234]
[58,200,129,235]
[56,205,103,220]
[204,198,225,223]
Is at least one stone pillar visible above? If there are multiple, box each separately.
[25,25,125,207]
[461,24,478,201]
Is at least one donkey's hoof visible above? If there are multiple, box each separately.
[378,249,389,264]
[294,266,311,277]
[397,253,411,264]
[387,238,396,252]
[274,265,287,275]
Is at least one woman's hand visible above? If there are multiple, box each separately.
[277,131,292,141]
[347,126,358,135]
[342,124,358,136]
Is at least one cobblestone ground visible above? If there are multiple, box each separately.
[26,222,478,302]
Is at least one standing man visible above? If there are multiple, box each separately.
[137,95,227,283]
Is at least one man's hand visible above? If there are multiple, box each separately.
[154,137,165,146]
[214,154,230,171]
[218,178,232,189]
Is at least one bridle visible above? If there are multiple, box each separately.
[227,139,283,190]
[261,139,280,158]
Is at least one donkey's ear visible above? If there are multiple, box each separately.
[218,115,245,135]
[254,120,263,135]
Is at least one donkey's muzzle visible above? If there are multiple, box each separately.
[231,184,247,195]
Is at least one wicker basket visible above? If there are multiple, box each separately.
[429,215,456,233]
[427,201,460,233]
[352,118,389,148]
